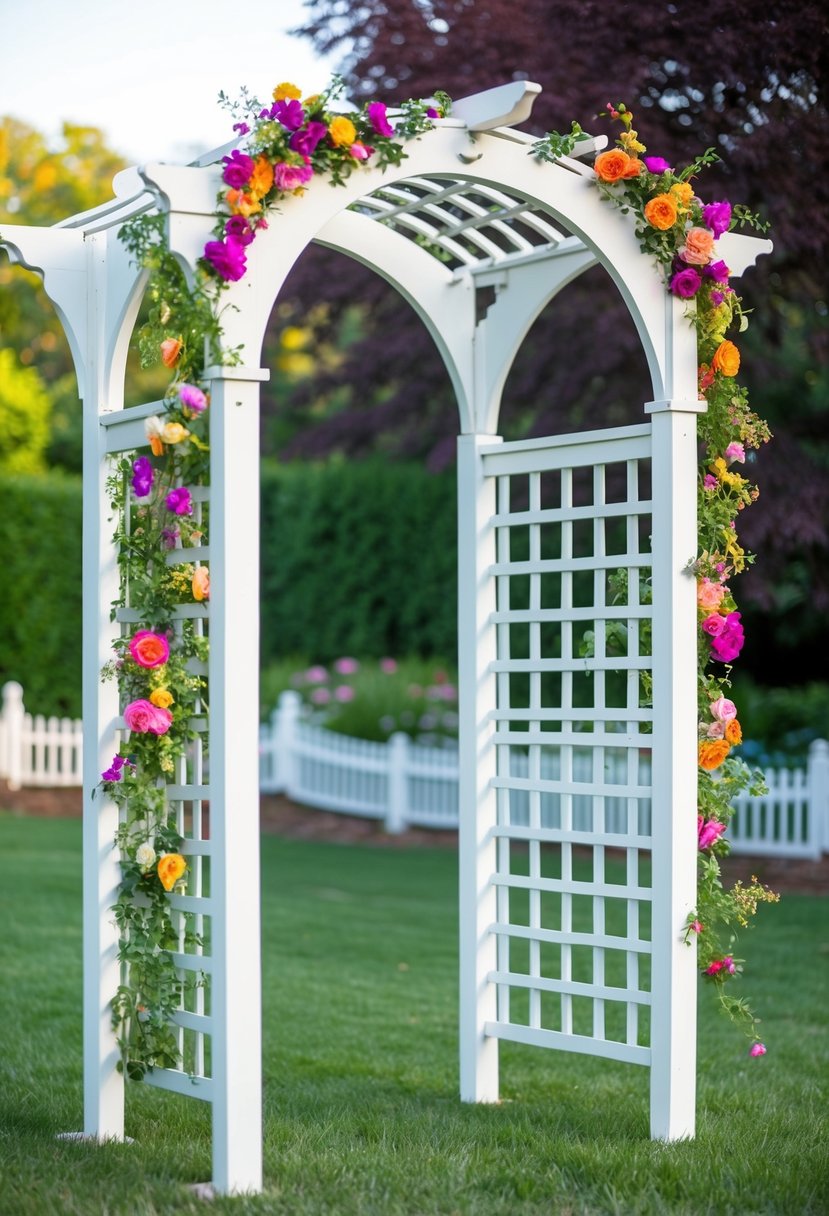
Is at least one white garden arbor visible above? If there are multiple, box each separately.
[1,81,771,1195]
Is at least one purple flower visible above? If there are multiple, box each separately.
[178,383,207,413]
[425,107,439,119]
[334,656,359,675]
[203,238,248,282]
[273,160,314,191]
[704,259,731,284]
[289,121,328,158]
[702,200,732,239]
[703,474,718,490]
[165,486,193,516]
[367,101,395,137]
[101,754,134,782]
[710,611,745,663]
[131,456,154,498]
[225,214,255,246]
[643,155,672,174]
[710,290,725,306]
[669,266,703,298]
[270,98,305,130]
[161,527,180,549]
[221,149,255,189]
[232,121,250,136]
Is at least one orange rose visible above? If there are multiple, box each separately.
[273,82,301,101]
[594,149,637,183]
[149,688,174,709]
[249,155,274,199]
[680,226,716,266]
[643,193,678,230]
[225,189,261,218]
[712,340,741,377]
[698,739,731,771]
[328,116,357,147]
[160,337,182,368]
[192,566,210,602]
[157,853,187,892]
[724,719,743,745]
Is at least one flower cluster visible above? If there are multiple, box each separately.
[202,79,448,283]
[582,104,776,1052]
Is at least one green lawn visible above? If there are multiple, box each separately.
[0,812,826,1215]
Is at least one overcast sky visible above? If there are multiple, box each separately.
[1,0,340,164]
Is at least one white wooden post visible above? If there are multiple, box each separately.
[457,432,501,1102]
[807,739,829,857]
[2,681,24,791]
[82,232,126,1142]
[645,396,704,1141]
[386,732,409,834]
[205,364,268,1195]
[274,689,301,798]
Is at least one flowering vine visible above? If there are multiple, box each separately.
[535,102,779,1052]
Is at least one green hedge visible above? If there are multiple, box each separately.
[0,463,457,717]
[0,473,83,717]
[260,459,456,663]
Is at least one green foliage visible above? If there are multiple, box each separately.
[0,472,81,715]
[0,346,52,473]
[260,459,457,664]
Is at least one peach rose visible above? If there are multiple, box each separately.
[620,157,643,178]
[328,116,357,147]
[192,566,210,601]
[698,739,731,771]
[157,853,187,892]
[643,193,678,230]
[712,340,741,377]
[697,578,726,612]
[594,149,636,183]
[679,226,716,266]
[160,338,182,369]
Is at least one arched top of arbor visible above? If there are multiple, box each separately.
[1,78,771,434]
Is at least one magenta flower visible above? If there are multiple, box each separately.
[643,155,672,174]
[232,121,250,136]
[334,684,355,702]
[289,122,328,157]
[697,815,727,850]
[131,456,154,498]
[349,143,371,160]
[425,106,439,119]
[702,200,732,238]
[701,613,727,638]
[271,98,305,130]
[123,698,173,735]
[710,611,745,663]
[669,266,702,298]
[704,959,724,976]
[203,238,248,282]
[334,657,359,675]
[165,486,193,516]
[225,215,256,247]
[703,474,718,490]
[704,259,731,284]
[689,920,704,935]
[178,384,208,413]
[273,160,314,191]
[221,149,255,189]
[367,101,394,137]
[749,1042,767,1057]
[305,665,328,684]
[101,754,134,782]
[725,441,745,464]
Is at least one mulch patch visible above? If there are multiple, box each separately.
[2,781,826,895]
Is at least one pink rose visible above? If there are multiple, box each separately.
[724,441,745,464]
[749,1042,767,1057]
[697,578,726,612]
[701,613,727,638]
[710,612,745,663]
[697,815,727,850]
[710,695,737,722]
[123,698,173,735]
[128,630,170,669]
[706,721,726,738]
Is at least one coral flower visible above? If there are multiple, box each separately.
[643,193,678,230]
[712,340,741,377]
[144,415,166,457]
[149,688,174,709]
[724,718,743,745]
[329,115,357,147]
[192,566,210,601]
[160,337,182,368]
[157,853,187,892]
[679,226,716,266]
[698,739,731,770]
[697,578,726,612]
[129,630,170,669]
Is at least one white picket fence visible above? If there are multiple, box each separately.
[2,681,828,859]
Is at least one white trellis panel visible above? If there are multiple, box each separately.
[458,418,698,1139]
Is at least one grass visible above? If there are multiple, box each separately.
[0,812,826,1215]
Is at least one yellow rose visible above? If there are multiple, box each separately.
[273,82,301,101]
[157,853,187,892]
[149,688,174,709]
[161,422,189,445]
[328,116,357,147]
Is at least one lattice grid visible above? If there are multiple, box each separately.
[482,429,655,1066]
